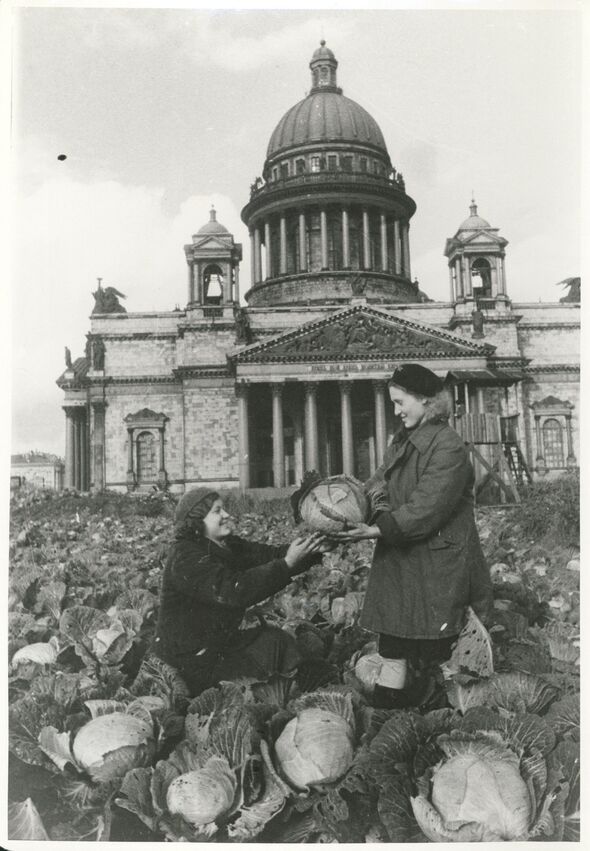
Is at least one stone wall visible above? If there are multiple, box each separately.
[182,380,239,486]
[105,338,177,376]
[103,384,184,490]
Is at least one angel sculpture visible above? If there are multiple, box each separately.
[92,285,127,314]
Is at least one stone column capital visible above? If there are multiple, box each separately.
[270,382,284,399]
[371,379,387,392]
[235,382,250,399]
[304,381,319,397]
[338,380,353,393]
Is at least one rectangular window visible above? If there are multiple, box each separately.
[341,156,353,172]
[359,157,367,172]
[272,167,278,181]
[310,156,321,173]
[296,159,305,174]
[280,162,289,179]
[328,155,337,171]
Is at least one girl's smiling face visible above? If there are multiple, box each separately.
[202,498,233,541]
[389,385,428,429]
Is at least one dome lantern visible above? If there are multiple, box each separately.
[309,40,341,94]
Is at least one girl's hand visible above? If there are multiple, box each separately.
[284,532,325,568]
[329,523,382,542]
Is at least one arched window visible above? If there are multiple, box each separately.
[542,418,564,468]
[471,258,492,298]
[203,264,224,304]
[136,431,156,482]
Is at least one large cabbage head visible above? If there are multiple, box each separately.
[411,733,533,842]
[298,476,368,533]
[275,707,354,789]
[71,712,155,782]
[166,756,237,828]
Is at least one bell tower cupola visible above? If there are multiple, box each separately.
[184,206,242,308]
[444,198,509,307]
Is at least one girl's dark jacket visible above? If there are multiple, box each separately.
[153,531,314,677]
[361,419,493,640]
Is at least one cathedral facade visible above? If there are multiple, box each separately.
[58,43,580,494]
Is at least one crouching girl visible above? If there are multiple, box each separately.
[152,488,325,696]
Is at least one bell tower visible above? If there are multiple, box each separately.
[184,207,242,307]
[444,198,509,307]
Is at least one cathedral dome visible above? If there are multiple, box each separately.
[267,92,388,158]
[196,207,229,236]
[266,42,388,159]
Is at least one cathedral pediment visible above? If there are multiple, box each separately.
[191,235,232,251]
[461,230,508,248]
[234,305,494,364]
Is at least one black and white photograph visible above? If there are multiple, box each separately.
[5,1,583,846]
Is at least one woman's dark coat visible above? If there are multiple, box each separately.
[153,532,299,685]
[361,419,492,640]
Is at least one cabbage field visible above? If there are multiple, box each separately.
[7,479,580,842]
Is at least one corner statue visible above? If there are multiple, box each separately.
[92,284,127,315]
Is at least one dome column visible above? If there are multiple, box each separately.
[490,262,499,298]
[320,209,329,270]
[298,211,307,271]
[249,230,255,290]
[402,221,411,279]
[393,220,401,274]
[279,214,287,275]
[380,213,388,271]
[342,208,350,268]
[254,226,262,283]
[264,220,272,279]
[448,265,455,301]
[499,257,507,296]
[455,257,464,301]
[362,209,371,269]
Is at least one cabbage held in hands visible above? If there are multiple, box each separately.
[298,475,368,533]
[275,707,354,789]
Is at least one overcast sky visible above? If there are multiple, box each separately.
[8,4,583,458]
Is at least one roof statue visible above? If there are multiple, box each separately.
[558,277,580,303]
[92,282,127,314]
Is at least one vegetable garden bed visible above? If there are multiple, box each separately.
[7,478,580,842]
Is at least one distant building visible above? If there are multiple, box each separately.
[11,452,65,490]
[57,43,579,493]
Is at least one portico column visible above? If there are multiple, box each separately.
[455,258,464,300]
[463,256,472,297]
[490,261,499,298]
[402,222,411,279]
[234,265,240,304]
[264,220,272,278]
[254,226,262,283]
[79,412,88,491]
[64,408,75,488]
[373,380,387,463]
[380,213,388,271]
[448,265,455,302]
[73,414,81,490]
[499,257,507,295]
[534,415,544,464]
[279,214,287,275]
[320,209,329,269]
[565,414,576,465]
[339,381,354,475]
[236,384,250,490]
[158,427,165,472]
[362,209,371,269]
[304,382,319,472]
[187,261,194,303]
[126,427,135,490]
[91,401,105,491]
[342,208,350,268]
[271,384,285,488]
[298,211,307,271]
[393,220,401,274]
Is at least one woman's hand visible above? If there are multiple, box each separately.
[329,523,382,542]
[284,532,325,568]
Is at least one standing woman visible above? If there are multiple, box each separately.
[334,364,492,709]
[152,488,325,696]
